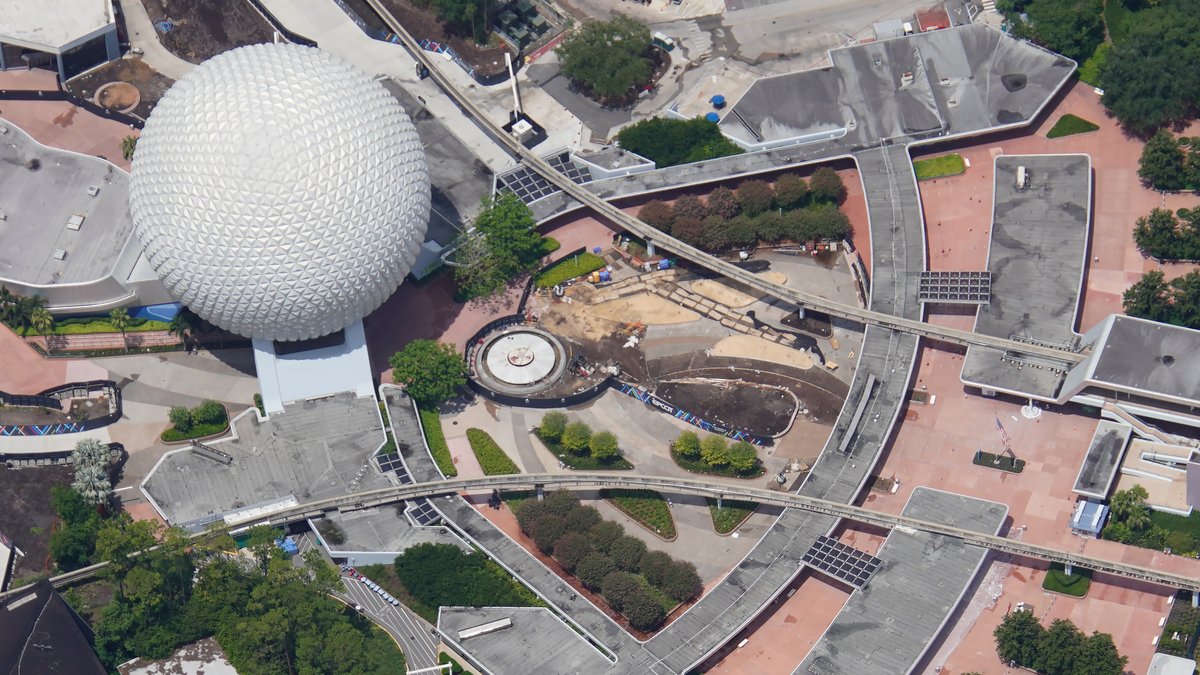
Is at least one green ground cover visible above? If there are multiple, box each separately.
[913,153,967,180]
[1047,114,1101,138]
[25,316,170,336]
[466,428,520,475]
[537,237,561,258]
[1149,509,1200,555]
[419,407,457,477]
[1041,563,1092,597]
[538,433,634,470]
[972,450,1025,473]
[705,498,757,534]
[600,488,676,539]
[1157,590,1200,656]
[160,420,229,443]
[1077,42,1109,87]
[670,448,764,479]
[535,252,607,288]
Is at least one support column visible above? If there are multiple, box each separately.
[535,484,544,501]
[646,239,656,257]
[717,495,724,510]
[1193,590,1198,608]
[1064,563,1073,577]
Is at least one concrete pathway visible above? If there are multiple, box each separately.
[117,0,195,80]
[508,411,546,472]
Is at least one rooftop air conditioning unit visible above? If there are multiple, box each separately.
[66,214,85,230]
[511,118,534,143]
[87,185,100,196]
[52,249,67,260]
[1016,165,1029,189]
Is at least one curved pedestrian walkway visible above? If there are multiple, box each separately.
[116,0,195,80]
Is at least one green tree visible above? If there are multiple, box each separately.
[1139,130,1188,190]
[1074,631,1127,675]
[588,520,624,553]
[726,215,759,249]
[660,560,701,602]
[609,535,647,572]
[0,290,47,336]
[575,552,616,590]
[617,117,743,168]
[639,200,675,232]
[563,505,601,532]
[1169,269,1200,328]
[727,441,759,473]
[706,187,740,220]
[809,167,847,204]
[700,435,730,467]
[589,430,620,460]
[1122,270,1174,323]
[672,217,704,247]
[49,486,101,570]
[95,513,161,595]
[530,514,568,553]
[544,489,582,516]
[120,135,138,161]
[1132,207,1197,260]
[1101,520,1133,543]
[193,400,225,426]
[671,194,708,223]
[1109,484,1151,530]
[601,571,642,612]
[557,15,653,99]
[1034,618,1085,675]
[539,411,568,441]
[30,307,53,337]
[1010,0,1104,63]
[700,215,732,251]
[736,180,776,216]
[71,438,111,507]
[425,0,488,42]
[454,192,544,299]
[109,307,130,352]
[994,608,1045,667]
[622,586,666,630]
[774,173,809,210]
[753,211,787,243]
[1099,7,1200,135]
[168,405,194,433]
[560,421,592,454]
[167,310,193,347]
[389,339,467,406]
[244,525,281,574]
[639,549,672,585]
[673,431,701,458]
[553,531,592,572]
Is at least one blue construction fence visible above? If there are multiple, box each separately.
[615,382,770,446]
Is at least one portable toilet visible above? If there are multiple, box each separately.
[658,259,671,270]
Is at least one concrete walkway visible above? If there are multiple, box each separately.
[117,0,195,80]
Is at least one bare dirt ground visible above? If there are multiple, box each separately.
[374,0,515,78]
[691,279,757,307]
[0,464,73,580]
[65,58,171,120]
[710,334,814,370]
[589,293,701,325]
[0,397,109,426]
[140,0,274,63]
[656,380,795,436]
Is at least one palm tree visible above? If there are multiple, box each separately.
[120,135,137,161]
[70,439,111,510]
[30,307,54,353]
[109,307,131,352]
[168,311,193,348]
[5,294,46,336]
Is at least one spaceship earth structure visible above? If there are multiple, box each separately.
[129,43,430,341]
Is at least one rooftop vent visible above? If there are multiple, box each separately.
[52,249,67,260]
[87,185,100,196]
[66,214,85,230]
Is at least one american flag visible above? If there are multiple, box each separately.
[996,416,1010,447]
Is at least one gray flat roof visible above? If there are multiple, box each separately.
[141,393,389,528]
[798,488,1007,675]
[1090,316,1200,404]
[1,0,112,51]
[721,24,1074,147]
[439,607,614,675]
[319,507,467,555]
[0,120,133,286]
[962,154,1091,399]
[1073,420,1132,498]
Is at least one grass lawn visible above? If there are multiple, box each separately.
[670,449,764,479]
[706,498,757,534]
[601,488,677,539]
[972,450,1025,474]
[913,153,966,180]
[1077,42,1109,87]
[1149,509,1200,555]
[466,428,520,475]
[419,407,457,477]
[538,433,634,470]
[537,236,561,258]
[535,252,606,288]
[1047,114,1100,138]
[160,418,229,443]
[1041,563,1092,597]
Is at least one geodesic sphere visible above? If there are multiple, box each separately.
[129,43,430,341]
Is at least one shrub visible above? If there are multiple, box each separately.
[622,587,666,631]
[639,200,675,232]
[727,441,759,473]
[589,521,625,553]
[560,422,592,454]
[563,505,602,532]
[544,489,581,516]
[539,411,567,442]
[610,535,648,572]
[672,217,704,247]
[589,431,620,460]
[753,211,787,243]
[419,407,457,478]
[673,431,701,458]
[465,428,520,475]
[706,187,740,219]
[168,406,193,433]
[601,571,643,612]
[576,552,616,590]
[193,400,225,425]
[700,216,731,252]
[700,435,729,467]
[516,500,551,532]
[671,195,707,223]
[639,550,672,586]
[774,173,809,210]
[553,532,592,572]
[809,167,846,204]
[660,560,701,602]
[736,180,775,216]
[726,215,759,249]
[530,515,568,553]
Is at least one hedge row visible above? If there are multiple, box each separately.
[465,428,520,475]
